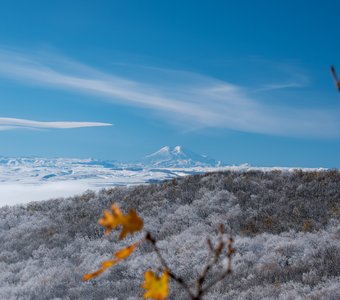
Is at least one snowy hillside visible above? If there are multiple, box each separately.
[0,169,339,299]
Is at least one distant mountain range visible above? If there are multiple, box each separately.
[0,146,225,204]
[0,145,223,170]
[0,145,223,186]
[142,145,222,168]
[0,147,326,205]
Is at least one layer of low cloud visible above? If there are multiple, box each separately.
[0,181,99,206]
[0,117,112,130]
[0,49,339,137]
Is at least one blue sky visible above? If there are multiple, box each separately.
[1,0,340,167]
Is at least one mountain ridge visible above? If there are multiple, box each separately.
[142,145,222,167]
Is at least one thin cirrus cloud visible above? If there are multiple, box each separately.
[0,49,340,138]
[0,117,112,131]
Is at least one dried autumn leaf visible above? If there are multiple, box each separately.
[115,242,138,259]
[98,204,143,239]
[100,259,119,269]
[119,209,144,240]
[82,268,106,281]
[83,242,139,281]
[98,210,120,235]
[98,204,125,235]
[142,269,169,300]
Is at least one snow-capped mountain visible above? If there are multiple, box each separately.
[0,151,223,205]
[142,146,221,167]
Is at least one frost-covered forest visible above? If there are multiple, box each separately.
[1,169,340,299]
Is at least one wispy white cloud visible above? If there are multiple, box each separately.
[0,49,339,138]
[254,82,305,93]
[0,117,112,130]
[244,56,310,92]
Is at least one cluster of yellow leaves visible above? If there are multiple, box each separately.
[98,204,143,239]
[142,269,169,300]
[83,203,169,299]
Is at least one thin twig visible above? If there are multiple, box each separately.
[200,269,231,296]
[195,239,214,297]
[201,237,235,296]
[145,232,196,299]
[195,237,225,298]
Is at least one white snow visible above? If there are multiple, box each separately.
[173,145,182,153]
[0,152,327,206]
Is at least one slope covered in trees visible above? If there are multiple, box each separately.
[0,170,340,299]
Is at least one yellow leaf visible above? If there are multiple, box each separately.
[115,242,138,259]
[101,258,119,269]
[98,204,124,235]
[82,268,106,281]
[82,243,139,281]
[142,269,169,300]
[119,209,144,240]
[98,204,144,239]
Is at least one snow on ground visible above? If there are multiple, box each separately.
[0,169,339,299]
[0,155,327,206]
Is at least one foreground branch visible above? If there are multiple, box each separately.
[146,229,235,300]
[145,232,196,299]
